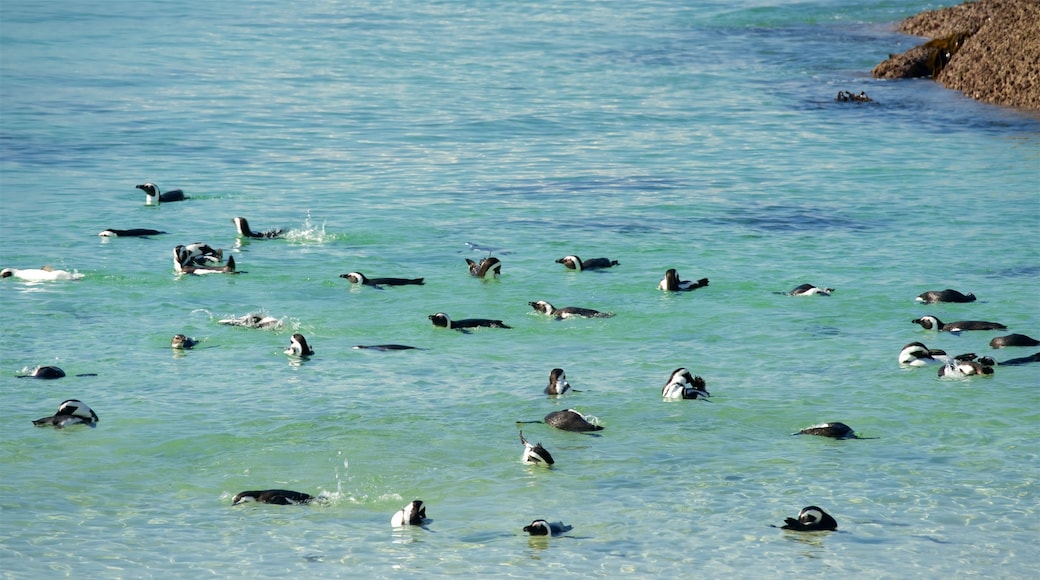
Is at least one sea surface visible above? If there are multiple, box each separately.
[1,0,1038,577]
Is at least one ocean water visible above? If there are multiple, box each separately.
[1,0,1038,577]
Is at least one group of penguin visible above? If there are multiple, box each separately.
[20,183,1039,539]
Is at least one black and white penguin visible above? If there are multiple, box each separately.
[998,352,1040,365]
[232,489,315,505]
[915,289,976,303]
[796,422,858,439]
[543,409,603,432]
[173,246,237,274]
[32,399,99,428]
[171,334,198,349]
[897,342,949,366]
[661,368,710,400]
[786,283,833,296]
[98,228,167,237]
[528,300,614,319]
[938,353,995,378]
[555,255,618,271]
[523,519,573,536]
[136,183,186,205]
[352,344,418,351]
[989,333,1040,348]
[911,315,1007,332]
[176,243,223,267]
[428,312,511,330]
[233,217,283,239]
[519,431,555,466]
[779,506,838,532]
[340,272,424,287]
[658,269,709,292]
[465,256,501,279]
[284,333,314,357]
[0,267,82,281]
[18,365,66,379]
[219,313,282,329]
[545,368,572,396]
[391,500,428,527]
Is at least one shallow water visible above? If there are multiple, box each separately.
[2,0,1038,577]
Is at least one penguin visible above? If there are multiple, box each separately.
[660,368,710,400]
[465,256,501,279]
[528,300,614,319]
[340,272,424,287]
[795,422,858,439]
[171,334,198,349]
[658,269,709,292]
[136,183,186,205]
[915,289,976,303]
[175,243,223,267]
[173,247,237,274]
[897,342,949,366]
[97,228,167,237]
[523,520,573,536]
[938,353,995,378]
[391,500,428,527]
[786,283,833,296]
[989,334,1040,348]
[428,312,510,330]
[232,490,315,505]
[542,409,603,432]
[352,344,418,351]
[555,255,618,271]
[0,267,82,281]
[233,217,283,239]
[778,506,837,532]
[32,399,99,428]
[911,315,1007,332]
[284,333,315,357]
[218,313,282,329]
[519,431,555,466]
[17,365,66,379]
[998,352,1040,365]
[545,368,572,396]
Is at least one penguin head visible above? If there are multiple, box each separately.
[428,313,451,328]
[555,256,581,270]
[529,300,554,315]
[797,506,837,530]
[523,520,551,535]
[342,272,366,284]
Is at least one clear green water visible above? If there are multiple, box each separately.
[1,0,1038,577]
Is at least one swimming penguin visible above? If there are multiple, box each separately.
[232,489,315,505]
[911,315,1007,332]
[233,217,283,239]
[545,368,572,396]
[661,368,710,400]
[915,289,976,303]
[1,267,82,282]
[523,520,573,536]
[32,399,99,428]
[785,283,833,296]
[658,269,709,292]
[528,300,614,319]
[136,183,186,205]
[542,409,603,432]
[795,422,858,439]
[285,333,315,357]
[897,342,949,366]
[176,243,224,267]
[989,334,1040,348]
[340,272,424,287]
[171,334,198,349]
[998,352,1040,365]
[391,500,428,527]
[428,312,511,330]
[173,247,237,274]
[219,313,282,329]
[17,365,66,379]
[938,353,995,378]
[465,256,501,279]
[555,255,618,271]
[519,431,555,466]
[97,228,167,237]
[352,344,418,351]
[778,506,837,532]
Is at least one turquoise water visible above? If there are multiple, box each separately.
[2,0,1038,577]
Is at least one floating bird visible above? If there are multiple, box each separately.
[938,353,995,378]
[232,490,315,505]
[340,272,424,287]
[391,500,428,527]
[911,315,1006,332]
[915,289,976,303]
[352,344,418,351]
[989,334,1040,348]
[998,352,1040,366]
[17,365,66,379]
[466,256,501,279]
[785,283,833,296]
[32,399,99,428]
[428,312,510,331]
[528,300,614,319]
[661,368,710,400]
[543,409,602,432]
[174,247,237,274]
[778,506,837,532]
[523,520,573,536]
[519,431,555,466]
[545,368,572,396]
[233,217,283,239]
[98,228,166,237]
[555,255,618,271]
[795,422,858,439]
[0,267,82,281]
[658,269,709,292]
[136,182,186,205]
[219,313,282,329]
[171,334,198,349]
[897,342,949,366]
[284,333,314,357]
[175,243,223,267]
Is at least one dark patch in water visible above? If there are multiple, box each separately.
[985,265,1040,279]
[713,204,873,233]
